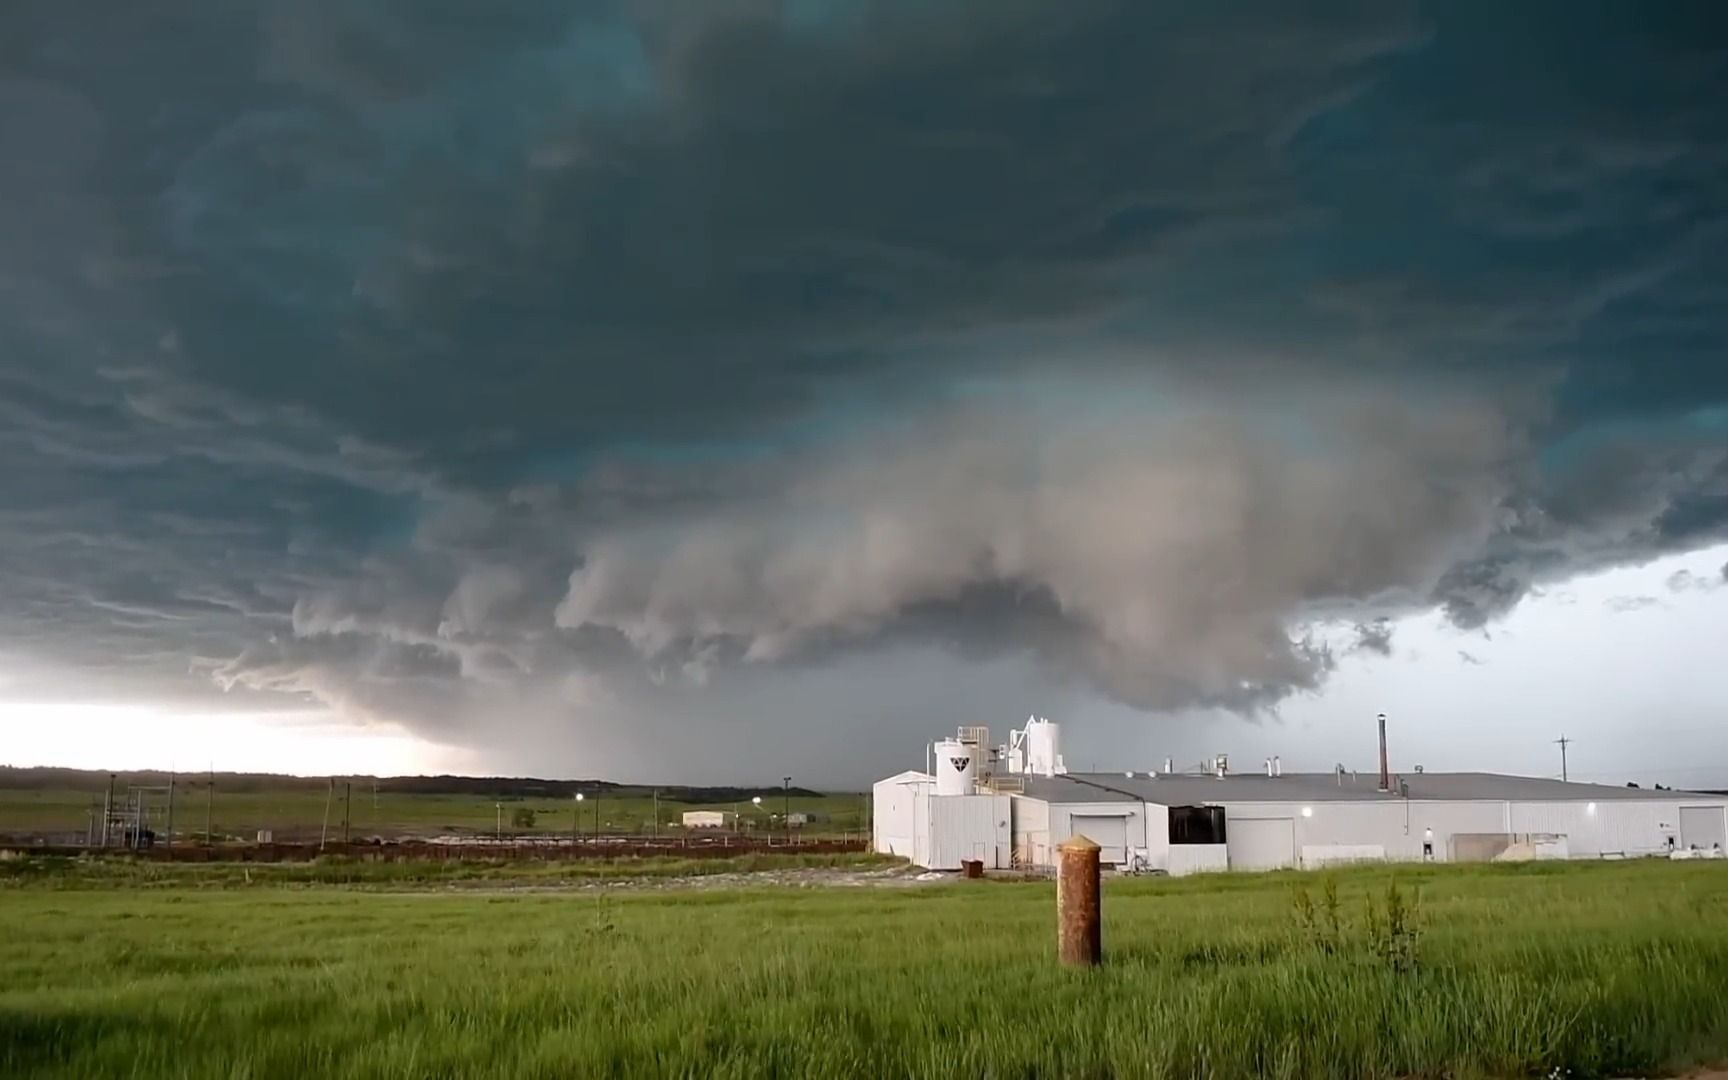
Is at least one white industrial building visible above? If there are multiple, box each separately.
[681,810,729,829]
[873,717,1728,873]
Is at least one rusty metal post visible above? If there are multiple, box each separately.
[1057,835,1102,966]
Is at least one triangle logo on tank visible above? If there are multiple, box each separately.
[950,757,969,771]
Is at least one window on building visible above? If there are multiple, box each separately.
[1168,805,1226,845]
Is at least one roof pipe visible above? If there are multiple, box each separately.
[1377,713,1391,793]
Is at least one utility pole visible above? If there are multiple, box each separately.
[204,771,214,846]
[101,773,114,848]
[783,776,791,845]
[342,782,352,845]
[652,788,659,840]
[320,777,335,851]
[494,802,503,841]
[165,771,175,850]
[1555,735,1572,782]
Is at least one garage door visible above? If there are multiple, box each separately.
[1680,806,1728,851]
[1069,815,1129,866]
[1227,817,1296,871]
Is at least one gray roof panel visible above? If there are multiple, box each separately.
[1008,771,1722,805]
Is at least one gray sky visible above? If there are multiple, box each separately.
[2,3,1727,786]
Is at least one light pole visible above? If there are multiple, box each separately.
[494,801,502,841]
[783,776,792,844]
[573,792,584,846]
[751,795,762,838]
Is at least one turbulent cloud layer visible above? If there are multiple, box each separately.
[2,2,1727,772]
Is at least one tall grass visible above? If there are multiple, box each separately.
[3,860,1727,1078]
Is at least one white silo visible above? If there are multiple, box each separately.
[934,738,977,796]
[1026,717,1065,777]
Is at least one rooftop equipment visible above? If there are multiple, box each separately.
[958,726,994,785]
[1377,713,1391,792]
[934,737,977,796]
[1007,716,1067,777]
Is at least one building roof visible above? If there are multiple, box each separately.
[1012,771,1722,806]
[875,770,934,786]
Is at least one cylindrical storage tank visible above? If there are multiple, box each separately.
[934,738,977,795]
[1027,719,1061,776]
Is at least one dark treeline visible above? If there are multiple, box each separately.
[0,767,828,802]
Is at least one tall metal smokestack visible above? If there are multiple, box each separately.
[1377,713,1390,792]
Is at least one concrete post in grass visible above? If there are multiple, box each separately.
[1057,834,1102,967]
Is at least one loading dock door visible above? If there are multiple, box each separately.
[1679,806,1728,851]
[1068,814,1129,866]
[1227,817,1296,871]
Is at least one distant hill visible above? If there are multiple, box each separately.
[0,766,828,802]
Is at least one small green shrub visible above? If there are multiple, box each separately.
[1291,873,1420,973]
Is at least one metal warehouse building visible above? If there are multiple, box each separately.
[873,718,1728,873]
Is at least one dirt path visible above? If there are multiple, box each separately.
[381,863,950,895]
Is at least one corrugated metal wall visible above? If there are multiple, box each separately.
[1049,802,1151,867]
[988,792,1728,871]
[927,794,1011,870]
[870,778,929,859]
[1012,797,1050,869]
[1508,800,1698,856]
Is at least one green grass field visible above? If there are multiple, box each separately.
[4,858,1728,1079]
[0,786,869,842]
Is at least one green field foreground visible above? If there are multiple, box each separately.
[4,860,1728,1079]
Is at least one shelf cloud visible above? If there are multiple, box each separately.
[3,2,1726,774]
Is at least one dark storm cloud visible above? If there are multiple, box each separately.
[1351,620,1395,657]
[3,1,1728,772]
